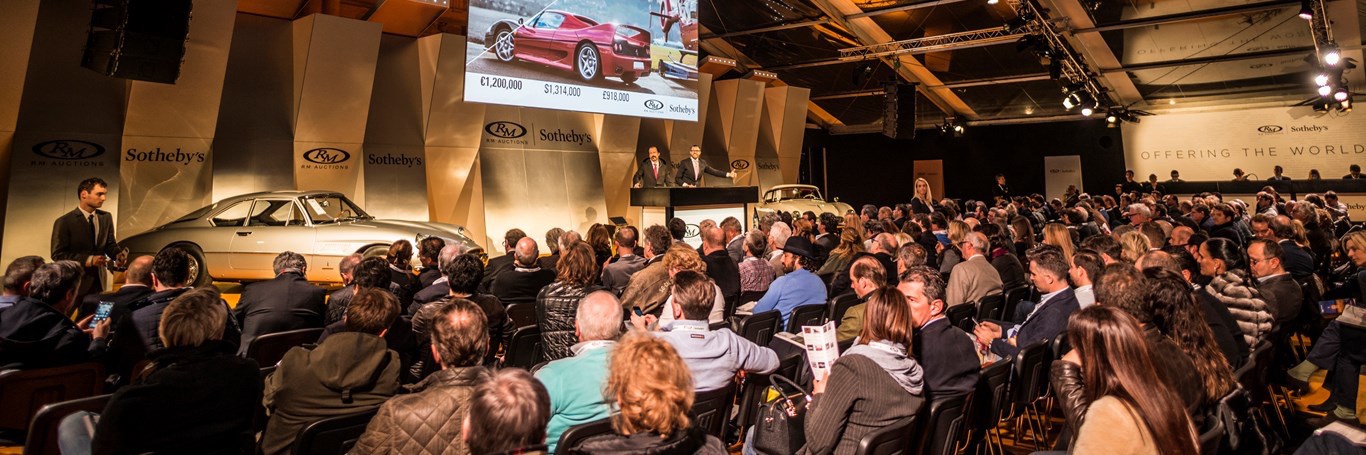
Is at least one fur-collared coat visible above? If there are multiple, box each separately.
[1205,271,1272,348]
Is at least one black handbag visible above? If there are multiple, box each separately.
[753,374,810,455]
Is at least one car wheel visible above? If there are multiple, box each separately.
[494,28,516,62]
[168,244,210,287]
[576,44,601,82]
[620,72,638,84]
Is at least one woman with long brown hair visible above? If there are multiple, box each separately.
[587,224,613,269]
[1061,305,1198,454]
[1009,215,1035,258]
[536,241,603,361]
[817,227,864,277]
[1143,268,1238,405]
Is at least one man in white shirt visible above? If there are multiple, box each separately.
[674,145,733,187]
[1070,249,1103,308]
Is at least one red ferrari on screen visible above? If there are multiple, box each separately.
[485,10,652,84]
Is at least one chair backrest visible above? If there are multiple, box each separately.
[556,417,615,452]
[502,325,543,369]
[23,394,113,455]
[855,414,920,455]
[829,292,862,323]
[917,392,973,455]
[1003,286,1029,320]
[1198,413,1225,455]
[691,384,735,438]
[738,290,767,307]
[708,320,729,332]
[970,360,1012,433]
[1010,340,1052,406]
[787,304,828,334]
[1236,341,1273,400]
[505,303,537,328]
[975,294,1005,322]
[0,363,104,432]
[290,409,378,455]
[944,303,975,328]
[1049,332,1069,361]
[738,310,781,346]
[245,327,325,366]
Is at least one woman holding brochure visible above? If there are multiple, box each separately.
[800,287,925,454]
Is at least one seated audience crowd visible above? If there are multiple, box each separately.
[2,177,1364,454]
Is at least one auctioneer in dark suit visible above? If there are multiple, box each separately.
[633,158,674,188]
[233,271,326,355]
[913,317,980,399]
[675,157,730,187]
[52,207,122,297]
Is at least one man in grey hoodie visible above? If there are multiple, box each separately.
[631,270,779,392]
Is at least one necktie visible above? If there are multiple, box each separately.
[652,161,658,180]
[693,159,700,181]
[87,213,96,243]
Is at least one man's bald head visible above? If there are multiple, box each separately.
[575,291,624,342]
[702,225,724,249]
[124,255,155,286]
[438,244,463,269]
[514,237,539,266]
[1169,226,1194,247]
[1135,250,1178,275]
[872,233,897,255]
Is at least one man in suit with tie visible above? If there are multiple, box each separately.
[674,145,733,187]
[51,177,125,305]
[974,245,1079,358]
[632,146,672,188]
[900,266,979,399]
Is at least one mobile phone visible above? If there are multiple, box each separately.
[90,301,114,328]
[970,317,980,327]
[632,306,644,317]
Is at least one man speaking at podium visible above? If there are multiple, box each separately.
[633,146,673,188]
[675,145,734,187]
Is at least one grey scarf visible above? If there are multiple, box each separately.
[844,340,925,395]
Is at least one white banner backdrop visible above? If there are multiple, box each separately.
[1043,155,1084,201]
[1122,106,1366,181]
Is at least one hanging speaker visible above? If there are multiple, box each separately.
[882,82,917,140]
[81,0,194,84]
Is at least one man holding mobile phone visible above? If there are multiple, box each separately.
[51,177,127,306]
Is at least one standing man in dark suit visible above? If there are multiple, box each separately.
[51,177,125,306]
[974,246,1079,358]
[991,174,1010,203]
[900,266,979,399]
[233,252,325,354]
[77,255,154,320]
[478,228,526,293]
[674,145,733,187]
[632,146,673,188]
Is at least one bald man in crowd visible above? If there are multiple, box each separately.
[490,237,556,306]
[80,255,154,320]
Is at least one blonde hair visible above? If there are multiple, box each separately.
[606,332,694,438]
[842,213,865,240]
[913,178,934,205]
[1119,230,1151,263]
[947,220,970,244]
[832,227,865,256]
[662,244,706,274]
[1042,223,1076,264]
[158,288,226,348]
[1344,232,1366,266]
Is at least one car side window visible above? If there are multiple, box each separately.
[250,200,304,227]
[533,12,564,29]
[211,200,254,227]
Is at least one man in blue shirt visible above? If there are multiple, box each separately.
[633,270,778,391]
[753,236,827,330]
[535,290,621,452]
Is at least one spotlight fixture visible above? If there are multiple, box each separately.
[1322,43,1341,66]
[1105,109,1119,125]
[1334,88,1349,101]
[1080,104,1095,116]
[1318,85,1333,96]
[1341,98,1352,111]
[1314,73,1330,86]
[1299,0,1313,19]
[940,118,966,137]
[987,0,999,4]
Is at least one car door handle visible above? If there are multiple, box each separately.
[236,231,252,236]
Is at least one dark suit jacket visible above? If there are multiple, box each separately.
[913,317,980,399]
[52,207,122,292]
[1258,274,1303,325]
[633,159,673,187]
[1198,290,1249,370]
[0,297,95,369]
[991,184,1010,200]
[233,272,326,355]
[412,281,451,308]
[538,253,560,272]
[991,288,1079,358]
[1278,240,1315,279]
[78,284,154,321]
[417,268,442,289]
[702,250,741,305]
[490,266,556,306]
[479,254,516,293]
[674,157,728,187]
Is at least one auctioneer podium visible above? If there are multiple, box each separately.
[631,187,758,247]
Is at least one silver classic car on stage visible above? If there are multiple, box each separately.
[120,191,480,285]
[755,184,854,221]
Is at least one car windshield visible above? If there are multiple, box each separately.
[173,204,216,223]
[300,194,371,224]
[773,187,821,201]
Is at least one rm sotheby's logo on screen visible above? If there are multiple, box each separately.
[30,140,106,166]
[301,148,351,169]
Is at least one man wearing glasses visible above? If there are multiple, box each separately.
[944,232,1002,307]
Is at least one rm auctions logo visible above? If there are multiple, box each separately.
[730,159,751,170]
[485,121,527,139]
[644,99,664,111]
[300,148,351,170]
[684,224,700,238]
[29,140,107,167]
[1049,168,1076,174]
[1256,125,1284,134]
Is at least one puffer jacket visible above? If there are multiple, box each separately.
[537,281,601,361]
[1205,271,1272,348]
[568,424,727,455]
[352,366,490,455]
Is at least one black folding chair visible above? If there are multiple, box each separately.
[787,304,828,334]
[244,328,325,366]
[505,303,537,328]
[502,325,543,369]
[970,360,1013,455]
[829,292,862,324]
[556,418,614,452]
[917,392,974,455]
[976,294,1005,322]
[23,394,113,455]
[855,413,921,455]
[1006,341,1053,450]
[1002,286,1030,324]
[0,363,104,436]
[737,310,781,347]
[690,384,736,438]
[945,303,976,329]
[290,409,378,455]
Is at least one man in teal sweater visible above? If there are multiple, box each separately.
[535,290,622,453]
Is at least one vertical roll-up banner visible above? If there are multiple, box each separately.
[4,134,123,264]
[914,160,945,201]
[1043,155,1084,201]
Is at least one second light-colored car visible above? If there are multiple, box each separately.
[755,184,854,222]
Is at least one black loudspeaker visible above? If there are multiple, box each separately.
[882,82,917,140]
[81,0,194,84]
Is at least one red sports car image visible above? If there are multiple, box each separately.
[484,10,652,84]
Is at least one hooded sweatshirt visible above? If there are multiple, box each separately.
[261,331,400,455]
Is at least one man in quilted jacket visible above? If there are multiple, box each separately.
[353,298,492,454]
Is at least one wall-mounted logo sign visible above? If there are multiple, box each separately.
[367,153,424,168]
[644,99,664,111]
[303,148,351,164]
[485,121,528,139]
[33,140,105,160]
[125,147,206,165]
[685,223,700,238]
[730,159,751,170]
[1256,125,1284,134]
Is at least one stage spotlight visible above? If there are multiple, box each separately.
[1080,105,1095,116]
[1334,88,1349,101]
[1105,108,1119,124]
[1314,73,1330,86]
[952,124,966,136]
[1323,44,1341,66]
[1299,0,1313,19]
[988,0,999,4]
[1318,85,1333,96]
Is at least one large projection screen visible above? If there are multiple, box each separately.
[464,0,699,121]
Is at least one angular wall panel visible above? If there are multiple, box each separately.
[419,34,489,246]
[212,13,295,201]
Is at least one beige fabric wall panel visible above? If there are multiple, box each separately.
[294,142,365,202]
[211,13,295,201]
[118,137,213,237]
[424,146,486,249]
[290,14,382,144]
[714,79,765,188]
[667,73,711,161]
[0,0,41,247]
[595,114,642,224]
[768,86,810,186]
[364,36,429,221]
